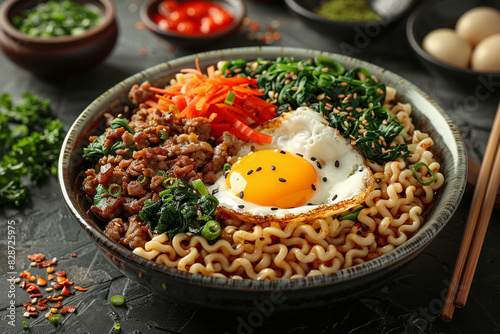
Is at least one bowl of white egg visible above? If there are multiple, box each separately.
[59,46,467,312]
[407,0,500,88]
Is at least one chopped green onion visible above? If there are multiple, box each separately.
[169,105,179,120]
[191,179,209,196]
[156,170,167,178]
[412,162,436,186]
[137,174,147,184]
[108,184,122,198]
[339,205,365,221]
[163,177,178,188]
[22,320,29,329]
[160,130,168,140]
[48,313,59,324]
[113,322,121,333]
[200,220,221,240]
[159,189,171,197]
[224,90,236,105]
[223,163,231,173]
[110,295,125,306]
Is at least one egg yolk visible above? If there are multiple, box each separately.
[226,149,318,208]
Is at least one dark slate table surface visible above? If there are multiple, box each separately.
[1,1,499,333]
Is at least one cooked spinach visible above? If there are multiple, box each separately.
[138,178,220,241]
[223,56,410,163]
[83,118,135,163]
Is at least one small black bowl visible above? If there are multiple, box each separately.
[140,0,245,49]
[284,0,417,40]
[407,0,500,90]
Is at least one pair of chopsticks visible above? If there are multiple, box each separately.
[441,103,500,321]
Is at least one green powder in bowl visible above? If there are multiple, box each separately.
[315,0,382,22]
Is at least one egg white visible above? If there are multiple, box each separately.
[208,107,373,223]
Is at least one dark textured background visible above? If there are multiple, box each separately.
[1,0,499,333]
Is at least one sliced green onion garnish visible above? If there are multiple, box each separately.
[137,174,147,184]
[223,163,231,173]
[22,320,29,329]
[169,105,179,120]
[224,90,236,105]
[339,205,365,221]
[110,295,125,306]
[156,170,167,178]
[113,322,121,333]
[48,313,59,324]
[108,184,122,197]
[200,220,222,241]
[191,179,209,195]
[160,130,168,140]
[163,177,178,188]
[412,162,436,186]
[159,189,171,197]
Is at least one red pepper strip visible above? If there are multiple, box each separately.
[215,107,272,144]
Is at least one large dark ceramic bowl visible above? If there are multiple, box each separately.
[140,0,245,48]
[285,0,417,40]
[58,46,467,312]
[407,0,500,89]
[0,0,117,80]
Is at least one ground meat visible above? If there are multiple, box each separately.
[128,81,154,105]
[103,216,150,249]
[83,169,98,197]
[121,216,150,249]
[170,117,212,141]
[91,197,127,221]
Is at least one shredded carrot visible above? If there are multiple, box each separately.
[147,60,276,144]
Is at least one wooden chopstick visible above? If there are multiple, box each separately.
[441,102,500,322]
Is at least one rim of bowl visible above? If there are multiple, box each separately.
[406,0,500,77]
[59,46,467,291]
[284,0,417,27]
[140,0,246,41]
[0,0,116,45]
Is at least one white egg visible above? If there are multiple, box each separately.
[456,7,500,47]
[471,33,500,72]
[208,107,373,224]
[422,28,472,69]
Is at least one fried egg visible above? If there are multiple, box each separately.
[208,107,373,223]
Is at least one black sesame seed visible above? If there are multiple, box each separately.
[375,187,381,190]
[232,244,237,249]
[296,153,304,157]
[311,157,317,161]
[247,170,253,175]
[256,167,262,171]
[271,165,276,171]
[311,184,316,191]
[239,191,244,199]
[322,177,327,182]
[332,194,338,201]
[271,207,278,211]
[335,160,340,168]
[238,204,245,209]
[279,150,286,154]
[206,181,215,186]
[278,178,286,182]
[212,189,219,195]
[307,203,313,206]
[317,161,322,169]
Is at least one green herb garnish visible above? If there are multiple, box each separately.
[412,162,436,186]
[110,295,125,306]
[11,0,102,38]
[0,93,65,207]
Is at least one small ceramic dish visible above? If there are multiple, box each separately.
[58,46,467,312]
[0,0,118,80]
[140,0,245,48]
[407,0,500,88]
[284,0,417,39]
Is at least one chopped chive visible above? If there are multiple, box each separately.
[224,90,236,105]
[111,295,125,306]
[192,179,209,196]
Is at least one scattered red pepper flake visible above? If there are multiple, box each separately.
[23,302,32,308]
[48,274,55,281]
[51,282,64,290]
[55,271,67,277]
[74,286,87,292]
[37,260,57,268]
[38,297,48,305]
[37,276,47,286]
[19,281,26,288]
[60,285,72,296]
[26,284,40,294]
[50,301,63,309]
[70,253,78,257]
[29,293,43,298]
[38,304,48,311]
[20,271,31,279]
[49,296,64,301]
[28,253,45,262]
[27,310,39,317]
[60,306,76,314]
